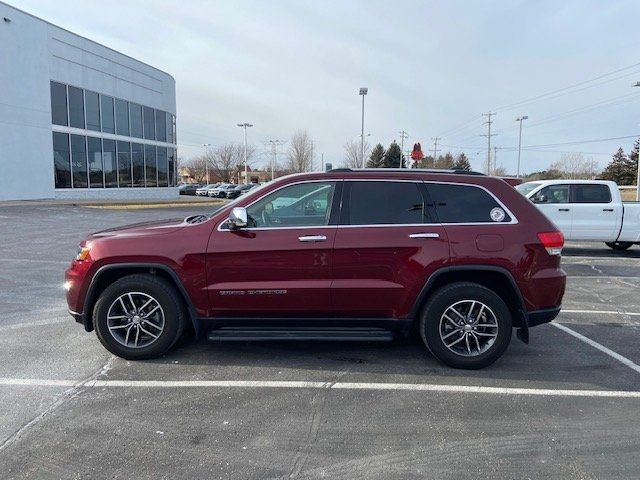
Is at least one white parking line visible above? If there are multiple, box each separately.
[562,309,640,317]
[552,323,640,375]
[0,377,639,398]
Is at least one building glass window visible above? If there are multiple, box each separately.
[115,99,129,136]
[166,113,173,144]
[87,136,104,188]
[68,86,85,129]
[155,110,167,142]
[70,134,88,188]
[101,95,115,134]
[168,148,176,186]
[85,91,101,131]
[144,145,157,187]
[130,103,143,138]
[131,143,145,187]
[50,82,68,126]
[157,147,168,186]
[117,141,132,187]
[103,139,117,188]
[143,106,155,140]
[53,132,71,188]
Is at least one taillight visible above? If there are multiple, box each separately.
[537,231,564,256]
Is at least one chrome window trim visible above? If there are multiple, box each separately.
[216,178,518,232]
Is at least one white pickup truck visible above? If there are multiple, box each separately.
[516,180,640,251]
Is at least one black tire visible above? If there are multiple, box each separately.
[93,274,186,360]
[419,282,512,369]
[605,242,633,251]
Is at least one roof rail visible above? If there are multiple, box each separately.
[327,168,485,176]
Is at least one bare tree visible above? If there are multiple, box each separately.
[287,130,314,173]
[204,143,256,183]
[183,155,208,183]
[342,139,370,168]
[550,153,599,179]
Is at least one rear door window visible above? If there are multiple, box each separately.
[571,184,611,203]
[345,181,427,225]
[426,183,512,223]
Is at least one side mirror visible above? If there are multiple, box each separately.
[228,207,248,229]
[532,193,546,204]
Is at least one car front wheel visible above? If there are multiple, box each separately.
[93,274,186,360]
[419,282,512,369]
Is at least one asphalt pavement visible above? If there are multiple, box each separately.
[0,203,639,479]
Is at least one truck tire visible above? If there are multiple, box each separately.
[419,282,512,369]
[605,242,633,251]
[93,274,186,360]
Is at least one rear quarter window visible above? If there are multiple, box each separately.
[427,183,512,223]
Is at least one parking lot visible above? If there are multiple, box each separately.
[1,203,639,479]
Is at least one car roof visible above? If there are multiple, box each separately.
[522,179,614,185]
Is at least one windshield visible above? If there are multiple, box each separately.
[515,182,542,196]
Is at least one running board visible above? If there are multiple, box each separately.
[207,327,395,342]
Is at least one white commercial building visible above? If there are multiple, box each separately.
[0,2,177,201]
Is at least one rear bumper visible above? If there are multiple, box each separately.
[525,307,561,327]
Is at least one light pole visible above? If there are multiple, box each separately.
[359,87,368,168]
[515,116,528,178]
[237,123,253,184]
[202,143,211,183]
[633,82,640,200]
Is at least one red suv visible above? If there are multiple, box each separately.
[65,169,565,369]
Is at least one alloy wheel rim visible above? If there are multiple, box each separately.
[106,292,165,349]
[438,300,499,357]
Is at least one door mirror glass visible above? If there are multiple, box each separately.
[228,207,248,229]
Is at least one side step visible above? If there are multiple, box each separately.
[207,326,395,342]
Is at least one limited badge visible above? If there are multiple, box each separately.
[490,207,506,222]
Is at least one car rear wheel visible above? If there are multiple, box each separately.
[605,241,633,251]
[419,282,512,369]
[93,274,186,360]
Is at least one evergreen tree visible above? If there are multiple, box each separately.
[367,143,386,168]
[601,145,638,185]
[434,152,454,169]
[453,152,471,170]
[384,141,403,168]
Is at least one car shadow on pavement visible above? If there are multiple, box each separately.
[120,324,640,392]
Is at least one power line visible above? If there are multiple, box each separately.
[522,134,640,149]
[399,130,409,168]
[494,60,640,111]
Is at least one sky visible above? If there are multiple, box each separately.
[10,0,640,174]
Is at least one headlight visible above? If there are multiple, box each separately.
[75,244,91,261]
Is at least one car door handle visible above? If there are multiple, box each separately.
[298,235,327,243]
[558,208,570,212]
[409,233,440,239]
[603,208,614,212]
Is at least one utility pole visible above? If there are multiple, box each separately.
[515,116,528,178]
[265,139,285,181]
[237,123,253,184]
[493,146,498,176]
[202,143,211,183]
[359,88,368,168]
[481,112,497,175]
[431,137,441,168]
[399,130,409,168]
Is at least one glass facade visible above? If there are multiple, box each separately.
[50,81,177,189]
